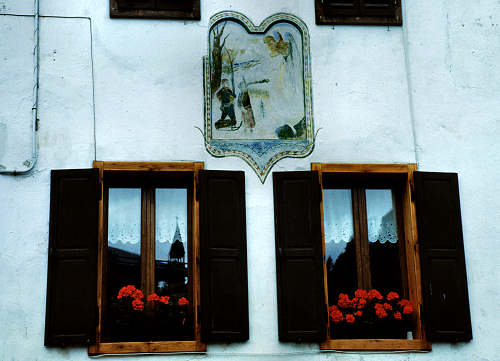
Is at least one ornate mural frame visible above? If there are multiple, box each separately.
[203,11,314,183]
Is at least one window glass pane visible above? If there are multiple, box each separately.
[323,189,357,305]
[155,188,188,296]
[366,189,402,295]
[154,188,193,340]
[106,188,141,341]
[108,188,141,291]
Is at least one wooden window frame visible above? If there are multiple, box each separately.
[315,0,402,26]
[110,0,200,20]
[312,163,431,351]
[88,161,206,355]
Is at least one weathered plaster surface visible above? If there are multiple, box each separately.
[0,0,499,360]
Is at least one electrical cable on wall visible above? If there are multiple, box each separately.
[0,2,98,175]
[0,0,40,175]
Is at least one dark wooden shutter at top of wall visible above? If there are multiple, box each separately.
[273,171,326,342]
[111,0,200,19]
[414,172,472,342]
[315,0,402,26]
[45,169,99,346]
[199,170,249,342]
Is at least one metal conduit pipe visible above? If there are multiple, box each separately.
[0,0,40,175]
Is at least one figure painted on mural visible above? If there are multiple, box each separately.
[237,78,255,129]
[237,78,270,129]
[215,79,236,129]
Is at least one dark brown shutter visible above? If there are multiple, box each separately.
[316,0,401,25]
[45,169,99,346]
[273,171,326,342]
[156,0,193,11]
[361,0,394,17]
[116,0,155,10]
[200,170,249,342]
[323,0,359,16]
[414,172,472,342]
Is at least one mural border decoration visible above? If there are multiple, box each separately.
[202,11,314,183]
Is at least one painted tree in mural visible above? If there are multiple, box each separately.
[210,22,228,94]
[215,36,268,130]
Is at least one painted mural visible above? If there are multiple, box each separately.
[203,12,314,182]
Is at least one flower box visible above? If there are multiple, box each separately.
[104,285,193,342]
[329,289,414,340]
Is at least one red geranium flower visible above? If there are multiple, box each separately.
[394,311,402,320]
[375,308,388,319]
[368,289,383,300]
[117,285,137,299]
[355,297,367,309]
[147,293,160,302]
[132,298,144,311]
[355,310,363,317]
[159,296,170,305]
[132,289,144,300]
[387,291,399,301]
[398,299,414,314]
[374,303,388,318]
[345,314,355,323]
[178,297,189,306]
[329,305,344,323]
[338,293,353,308]
[383,302,392,311]
[398,299,411,307]
[403,304,413,314]
[355,289,369,299]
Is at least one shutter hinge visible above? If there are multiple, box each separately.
[429,282,433,296]
[49,247,54,256]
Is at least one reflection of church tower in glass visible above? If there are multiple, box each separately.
[169,217,185,263]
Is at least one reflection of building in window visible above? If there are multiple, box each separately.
[169,218,185,263]
[156,218,188,297]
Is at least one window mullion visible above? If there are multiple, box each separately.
[141,187,155,296]
[356,187,372,289]
[147,187,155,296]
[141,188,148,293]
[149,187,156,296]
[351,188,364,289]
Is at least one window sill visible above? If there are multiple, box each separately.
[320,339,431,351]
[88,341,206,355]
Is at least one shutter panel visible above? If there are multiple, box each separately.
[273,171,326,342]
[414,172,472,342]
[323,0,359,16]
[361,0,395,17]
[200,170,249,342]
[156,0,193,11]
[116,0,155,10]
[45,169,99,346]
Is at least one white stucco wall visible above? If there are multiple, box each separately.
[1,0,499,360]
